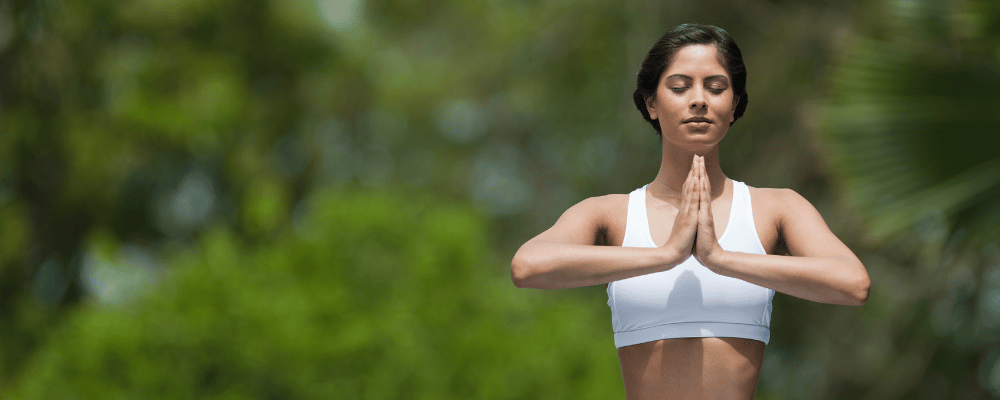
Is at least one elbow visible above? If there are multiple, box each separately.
[510,251,535,288]
[512,249,556,289]
[850,273,871,306]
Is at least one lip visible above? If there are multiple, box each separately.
[683,117,712,124]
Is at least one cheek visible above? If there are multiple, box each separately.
[660,93,686,114]
[715,95,736,113]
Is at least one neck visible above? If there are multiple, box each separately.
[648,142,727,202]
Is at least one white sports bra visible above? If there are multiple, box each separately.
[607,180,774,348]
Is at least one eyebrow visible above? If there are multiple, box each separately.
[666,74,730,82]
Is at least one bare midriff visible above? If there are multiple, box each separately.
[617,337,765,400]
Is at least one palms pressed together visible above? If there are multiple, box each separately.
[663,155,724,270]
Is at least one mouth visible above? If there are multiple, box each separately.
[683,117,712,124]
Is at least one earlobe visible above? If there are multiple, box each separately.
[730,97,739,122]
[645,96,658,120]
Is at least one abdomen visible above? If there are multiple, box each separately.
[617,337,765,400]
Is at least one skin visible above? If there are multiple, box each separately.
[510,44,871,399]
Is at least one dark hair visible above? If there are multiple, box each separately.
[633,24,748,134]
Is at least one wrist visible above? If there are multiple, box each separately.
[659,245,686,267]
[704,249,731,274]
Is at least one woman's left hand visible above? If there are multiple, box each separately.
[693,156,727,271]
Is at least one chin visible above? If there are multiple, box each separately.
[665,139,721,153]
[665,131,727,149]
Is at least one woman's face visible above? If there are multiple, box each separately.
[645,44,738,151]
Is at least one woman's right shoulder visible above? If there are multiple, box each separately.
[565,193,629,220]
[551,193,631,242]
[536,193,629,246]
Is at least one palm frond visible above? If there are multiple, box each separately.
[822,38,1000,244]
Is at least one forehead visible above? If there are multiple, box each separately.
[663,44,728,79]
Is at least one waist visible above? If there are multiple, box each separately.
[618,337,765,400]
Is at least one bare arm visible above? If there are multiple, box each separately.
[709,250,868,305]
[512,157,703,289]
[692,160,870,305]
[512,238,681,289]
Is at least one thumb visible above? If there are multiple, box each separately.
[699,176,710,222]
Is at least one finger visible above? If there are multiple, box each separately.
[698,177,705,217]
[685,163,699,210]
[701,156,710,193]
[706,177,712,213]
[699,174,706,213]
[694,157,702,192]
[683,159,695,197]
[703,169,711,211]
[679,168,693,211]
[690,157,699,181]
[699,172,711,221]
[690,170,701,216]
[697,157,708,200]
[698,156,706,182]
[698,159,711,201]
[694,157,704,190]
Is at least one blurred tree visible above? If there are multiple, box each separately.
[12,189,624,399]
[824,0,1000,246]
[1,0,997,398]
[0,0,343,384]
[819,0,1000,398]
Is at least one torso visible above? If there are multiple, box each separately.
[597,179,783,400]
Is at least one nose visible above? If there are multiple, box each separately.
[689,91,707,110]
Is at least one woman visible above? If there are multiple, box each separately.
[510,24,870,399]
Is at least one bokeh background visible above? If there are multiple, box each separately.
[1,0,999,398]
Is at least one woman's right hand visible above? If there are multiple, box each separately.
[511,155,703,288]
[661,155,701,264]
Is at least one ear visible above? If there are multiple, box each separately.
[729,95,739,123]
[645,95,658,121]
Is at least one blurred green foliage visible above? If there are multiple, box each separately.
[824,3,1000,246]
[0,0,998,398]
[12,190,622,399]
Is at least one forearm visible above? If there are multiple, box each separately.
[511,241,681,289]
[709,251,870,306]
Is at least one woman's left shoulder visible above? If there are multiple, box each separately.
[745,184,825,224]
[744,185,819,220]
[745,185,810,204]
